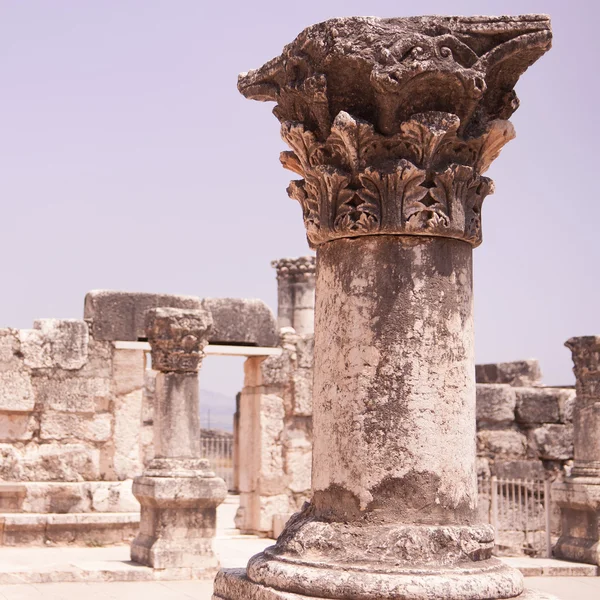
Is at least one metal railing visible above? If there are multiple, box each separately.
[478,475,552,557]
[200,436,234,491]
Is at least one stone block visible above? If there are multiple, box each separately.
[515,387,575,424]
[0,413,36,442]
[284,436,312,493]
[19,319,89,370]
[0,371,34,412]
[90,480,139,512]
[40,412,112,443]
[111,389,144,480]
[259,394,285,482]
[84,290,203,342]
[476,384,516,424]
[33,376,110,414]
[112,348,145,395]
[21,482,91,513]
[258,494,293,535]
[258,354,289,387]
[202,298,277,347]
[476,360,542,387]
[0,329,22,371]
[477,430,527,458]
[491,459,546,480]
[0,483,26,512]
[291,370,312,416]
[131,474,226,569]
[7,443,101,482]
[295,336,314,369]
[528,424,573,460]
[0,512,140,546]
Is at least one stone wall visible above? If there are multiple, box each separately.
[0,291,278,546]
[235,329,313,537]
[475,360,575,555]
[0,319,146,545]
[476,360,575,482]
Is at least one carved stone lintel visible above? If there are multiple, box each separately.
[146,308,213,373]
[239,15,551,248]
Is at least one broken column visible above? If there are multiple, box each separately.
[553,337,600,566]
[214,14,553,600]
[131,308,226,574]
[272,257,316,335]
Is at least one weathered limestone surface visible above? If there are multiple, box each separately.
[271,257,316,335]
[553,337,600,566]
[474,366,575,556]
[0,319,147,545]
[476,360,543,387]
[85,290,278,347]
[131,308,226,574]
[219,12,554,600]
[202,298,278,347]
[235,329,313,537]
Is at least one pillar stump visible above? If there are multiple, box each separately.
[131,308,227,574]
[214,15,555,600]
[553,337,600,566]
[272,256,316,335]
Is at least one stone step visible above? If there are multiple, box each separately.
[502,557,599,577]
[0,512,139,546]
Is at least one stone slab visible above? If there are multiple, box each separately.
[85,291,278,347]
[202,298,278,347]
[0,512,139,546]
[476,361,543,387]
[502,557,598,577]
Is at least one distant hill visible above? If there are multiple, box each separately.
[199,388,236,432]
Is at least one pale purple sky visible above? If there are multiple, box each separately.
[1,0,597,396]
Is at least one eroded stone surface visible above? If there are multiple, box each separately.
[553,336,600,566]
[476,360,543,388]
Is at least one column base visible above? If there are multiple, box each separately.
[553,477,600,566]
[131,474,227,569]
[210,507,563,600]
[212,568,560,600]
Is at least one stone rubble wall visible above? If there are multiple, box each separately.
[475,360,575,555]
[235,330,313,537]
[0,319,149,543]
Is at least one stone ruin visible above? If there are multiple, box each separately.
[0,290,277,547]
[215,12,556,600]
[3,8,600,599]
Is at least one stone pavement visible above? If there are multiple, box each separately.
[0,497,598,599]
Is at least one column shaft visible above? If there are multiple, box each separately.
[154,372,201,460]
[312,236,475,524]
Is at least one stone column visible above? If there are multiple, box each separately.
[131,308,227,574]
[214,15,553,600]
[272,257,316,335]
[553,337,600,565]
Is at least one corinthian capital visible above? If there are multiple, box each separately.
[238,15,551,248]
[146,308,213,373]
[271,256,316,282]
[566,336,600,403]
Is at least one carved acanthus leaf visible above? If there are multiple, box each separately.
[471,120,516,173]
[399,112,461,169]
[280,122,323,175]
[328,112,383,174]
